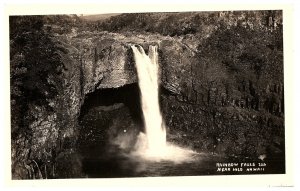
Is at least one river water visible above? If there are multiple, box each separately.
[80,143,284,178]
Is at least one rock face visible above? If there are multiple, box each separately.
[63,32,196,94]
[10,11,284,179]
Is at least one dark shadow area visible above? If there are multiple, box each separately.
[79,83,144,126]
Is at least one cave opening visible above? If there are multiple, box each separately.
[78,83,145,154]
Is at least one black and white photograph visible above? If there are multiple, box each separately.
[9,9,288,181]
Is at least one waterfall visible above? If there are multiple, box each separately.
[131,45,167,155]
[131,45,195,162]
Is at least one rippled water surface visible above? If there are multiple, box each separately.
[80,144,284,178]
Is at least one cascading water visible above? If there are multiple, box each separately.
[131,45,167,155]
[131,45,195,162]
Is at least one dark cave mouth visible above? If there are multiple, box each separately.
[78,83,145,153]
[79,83,144,124]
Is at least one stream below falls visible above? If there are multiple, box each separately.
[78,142,284,178]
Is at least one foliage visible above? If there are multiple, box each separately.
[92,11,282,37]
[10,16,64,137]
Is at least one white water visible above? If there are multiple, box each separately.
[131,45,166,153]
[131,45,195,162]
